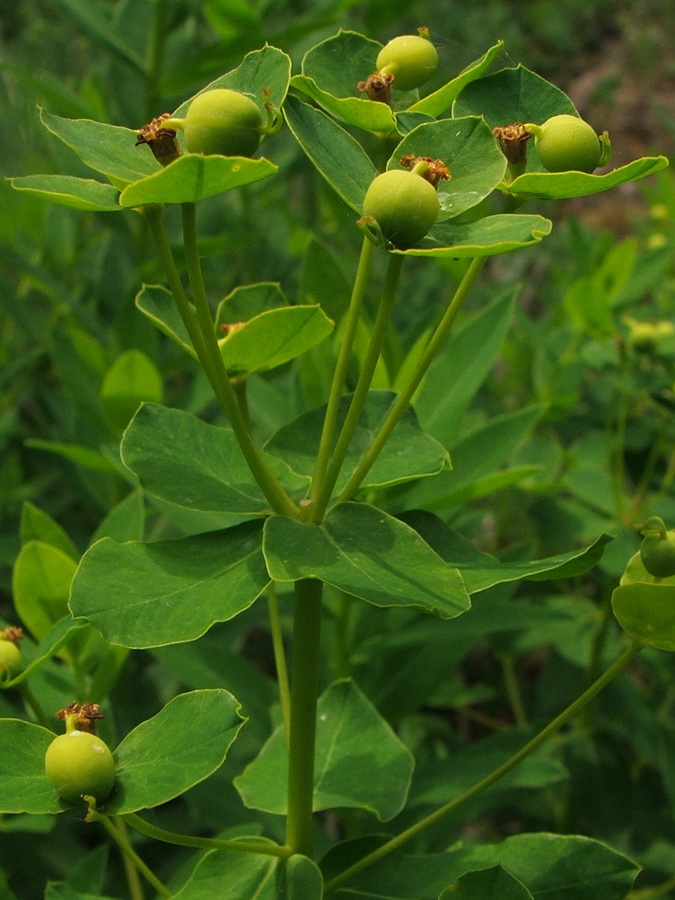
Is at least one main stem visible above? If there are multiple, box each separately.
[180,202,298,518]
[337,255,487,503]
[312,252,404,522]
[324,639,643,893]
[285,578,324,857]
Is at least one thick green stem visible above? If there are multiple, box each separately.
[180,202,298,518]
[285,578,324,857]
[123,812,290,857]
[337,256,486,503]
[324,639,643,894]
[310,237,375,504]
[312,253,404,522]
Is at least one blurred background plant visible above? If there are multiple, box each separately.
[0,1,674,897]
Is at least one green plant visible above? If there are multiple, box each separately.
[1,10,673,900]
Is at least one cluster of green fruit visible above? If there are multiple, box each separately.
[136,31,609,251]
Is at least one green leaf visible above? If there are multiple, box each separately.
[23,439,120,474]
[453,65,577,141]
[284,94,378,213]
[40,109,159,185]
[234,680,414,819]
[414,290,516,445]
[409,41,504,117]
[20,502,78,560]
[401,214,552,257]
[51,0,146,73]
[121,404,308,529]
[69,521,270,648]
[410,726,567,808]
[119,154,277,207]
[9,175,121,211]
[216,282,288,323]
[290,31,396,134]
[282,856,324,900]
[135,284,195,357]
[505,156,670,200]
[328,834,639,900]
[100,350,163,434]
[108,690,245,814]
[264,390,450,492]
[403,511,613,594]
[264,502,470,618]
[612,579,675,651]
[4,617,89,688]
[389,117,506,221]
[440,866,534,900]
[170,848,278,900]
[171,45,292,118]
[0,718,62,814]
[218,305,334,376]
[12,541,78,641]
[449,833,640,900]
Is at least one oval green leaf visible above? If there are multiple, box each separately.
[219,305,333,376]
[234,680,414,820]
[9,174,121,211]
[108,689,246,814]
[119,153,277,207]
[399,213,552,257]
[69,521,270,648]
[612,582,675,651]
[284,95,378,214]
[0,719,62,814]
[263,502,470,618]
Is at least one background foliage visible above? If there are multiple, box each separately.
[0,1,674,898]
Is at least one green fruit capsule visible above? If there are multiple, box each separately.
[376,34,439,91]
[528,114,602,173]
[639,517,675,580]
[45,729,116,804]
[363,169,440,249]
[0,640,20,677]
[174,88,263,157]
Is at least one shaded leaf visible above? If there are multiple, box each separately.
[265,390,450,492]
[12,541,77,641]
[135,284,195,357]
[171,848,277,900]
[402,510,613,593]
[100,350,163,434]
[440,865,534,900]
[234,680,414,820]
